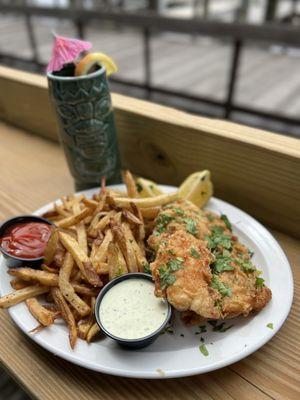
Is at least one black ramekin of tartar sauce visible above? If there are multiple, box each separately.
[95,273,172,348]
[0,215,53,268]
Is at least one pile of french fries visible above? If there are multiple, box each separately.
[0,171,178,349]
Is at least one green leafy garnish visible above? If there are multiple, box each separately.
[142,261,151,274]
[248,249,254,258]
[236,258,256,273]
[211,275,232,297]
[168,249,176,256]
[155,213,174,234]
[190,247,201,259]
[158,266,176,290]
[266,323,273,329]
[182,218,197,236]
[173,207,185,216]
[199,325,207,333]
[212,255,235,273]
[136,182,143,193]
[211,322,234,332]
[167,257,184,272]
[206,226,232,251]
[158,257,184,289]
[199,344,209,356]
[256,277,265,287]
[221,214,232,231]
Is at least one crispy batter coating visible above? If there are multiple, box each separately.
[148,201,272,322]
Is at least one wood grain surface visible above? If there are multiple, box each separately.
[0,66,299,238]
[0,122,299,400]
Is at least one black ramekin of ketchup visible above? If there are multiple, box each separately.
[0,216,53,268]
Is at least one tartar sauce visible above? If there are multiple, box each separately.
[99,278,168,340]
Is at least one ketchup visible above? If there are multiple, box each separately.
[0,222,52,259]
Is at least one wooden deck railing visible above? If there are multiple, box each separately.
[1,3,300,129]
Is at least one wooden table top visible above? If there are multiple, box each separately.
[0,122,299,400]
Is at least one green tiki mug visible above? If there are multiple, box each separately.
[47,67,121,191]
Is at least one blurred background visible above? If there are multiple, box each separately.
[0,1,299,396]
[1,0,300,138]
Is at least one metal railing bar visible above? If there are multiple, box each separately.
[1,5,300,46]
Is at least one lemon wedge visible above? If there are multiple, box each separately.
[135,177,164,198]
[75,52,118,77]
[178,170,213,208]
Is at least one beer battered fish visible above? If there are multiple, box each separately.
[148,200,271,321]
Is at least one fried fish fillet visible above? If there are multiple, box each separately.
[148,200,271,321]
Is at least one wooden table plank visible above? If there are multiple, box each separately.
[0,122,299,400]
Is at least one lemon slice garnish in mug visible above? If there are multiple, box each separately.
[75,53,118,77]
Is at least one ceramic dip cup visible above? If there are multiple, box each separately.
[95,273,172,348]
[0,215,53,268]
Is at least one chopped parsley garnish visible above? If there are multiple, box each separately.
[190,247,201,259]
[256,277,265,287]
[205,226,232,251]
[248,249,254,258]
[211,275,232,297]
[155,213,174,234]
[180,334,184,337]
[164,326,174,334]
[168,249,176,256]
[183,218,197,236]
[199,344,209,356]
[142,261,151,274]
[212,255,235,273]
[211,322,234,332]
[136,182,143,193]
[199,325,207,333]
[173,207,185,216]
[221,214,232,231]
[266,323,274,329]
[158,266,176,289]
[167,257,184,272]
[158,257,184,289]
[236,258,256,273]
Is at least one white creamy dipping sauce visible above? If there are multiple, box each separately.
[99,278,169,340]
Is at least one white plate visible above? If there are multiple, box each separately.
[0,185,293,379]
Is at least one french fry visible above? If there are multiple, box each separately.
[59,232,102,287]
[73,202,88,254]
[122,223,147,271]
[89,211,115,238]
[140,207,161,219]
[41,264,59,274]
[8,268,59,286]
[26,298,58,326]
[130,202,145,241]
[10,279,33,290]
[77,297,95,340]
[43,228,59,265]
[123,170,138,198]
[86,322,101,343]
[111,222,138,273]
[54,203,70,217]
[107,243,127,280]
[0,286,49,308]
[82,198,98,210]
[59,252,91,317]
[51,287,77,349]
[71,284,99,297]
[95,262,109,275]
[92,229,113,265]
[109,192,178,208]
[122,209,142,226]
[56,207,92,229]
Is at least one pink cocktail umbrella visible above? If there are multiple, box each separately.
[47,33,92,73]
